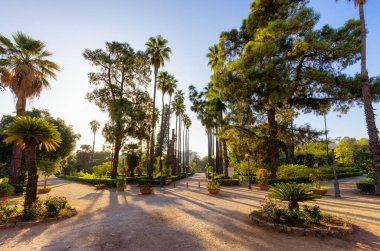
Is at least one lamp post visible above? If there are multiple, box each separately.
[328,143,341,198]
[160,156,164,187]
[211,155,216,181]
[245,153,251,189]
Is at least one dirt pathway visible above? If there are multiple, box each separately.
[0,173,379,250]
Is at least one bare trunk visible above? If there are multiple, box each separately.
[359,4,380,194]
[178,115,182,173]
[148,67,159,178]
[267,108,279,175]
[92,131,96,168]
[24,140,38,209]
[166,95,172,170]
[171,128,176,175]
[223,140,229,178]
[9,98,26,186]
[111,140,121,179]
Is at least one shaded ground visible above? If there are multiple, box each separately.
[0,173,379,250]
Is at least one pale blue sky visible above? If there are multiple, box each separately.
[1,0,380,157]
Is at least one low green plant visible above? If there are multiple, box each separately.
[356,178,375,193]
[0,183,14,198]
[0,177,9,183]
[309,168,325,188]
[207,181,221,190]
[0,199,18,223]
[256,168,271,186]
[217,179,239,186]
[140,183,152,190]
[24,199,45,220]
[303,205,322,224]
[276,164,311,179]
[115,177,126,188]
[44,196,68,216]
[268,183,320,211]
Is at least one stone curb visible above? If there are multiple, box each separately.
[0,208,77,230]
[249,212,354,238]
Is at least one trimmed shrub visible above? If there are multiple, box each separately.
[138,179,161,186]
[44,196,68,216]
[0,183,14,198]
[126,176,147,184]
[217,179,240,186]
[356,178,375,193]
[57,175,116,187]
[276,164,311,179]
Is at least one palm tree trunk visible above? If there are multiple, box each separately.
[207,130,211,167]
[175,115,178,173]
[178,115,182,173]
[182,122,185,172]
[166,95,172,169]
[92,131,96,168]
[358,3,380,194]
[171,128,175,175]
[159,92,166,156]
[24,140,38,209]
[148,67,159,178]
[9,97,26,186]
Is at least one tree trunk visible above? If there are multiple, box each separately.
[215,127,220,174]
[148,67,159,178]
[166,95,172,170]
[207,130,211,167]
[171,128,176,175]
[159,92,166,157]
[178,115,182,173]
[267,108,279,175]
[24,140,38,209]
[358,4,380,194]
[92,131,96,168]
[290,118,295,164]
[111,139,121,179]
[223,140,229,178]
[9,97,26,186]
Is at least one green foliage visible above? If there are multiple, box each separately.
[207,181,221,190]
[356,178,375,193]
[57,175,115,187]
[138,179,161,186]
[44,196,68,216]
[309,168,325,188]
[0,177,9,183]
[92,161,112,177]
[38,159,59,188]
[268,183,320,210]
[0,199,18,223]
[216,178,240,186]
[140,183,152,190]
[24,199,45,220]
[276,164,310,179]
[0,183,14,197]
[256,168,271,185]
[303,205,322,224]
[115,177,126,188]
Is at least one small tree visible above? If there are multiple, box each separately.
[38,160,58,188]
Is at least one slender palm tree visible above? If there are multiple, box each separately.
[145,35,171,178]
[336,0,380,193]
[0,32,59,186]
[172,90,185,173]
[165,75,177,168]
[3,117,61,209]
[89,120,100,168]
[183,115,191,171]
[157,71,171,155]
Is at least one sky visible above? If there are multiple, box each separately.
[1,0,380,157]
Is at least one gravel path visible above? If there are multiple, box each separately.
[0,173,379,251]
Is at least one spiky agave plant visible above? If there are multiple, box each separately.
[3,117,61,209]
[268,182,321,211]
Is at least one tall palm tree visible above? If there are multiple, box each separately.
[157,71,171,156]
[145,35,171,178]
[0,32,59,186]
[336,0,380,193]
[172,90,185,173]
[89,120,100,168]
[165,74,177,169]
[3,117,61,210]
[183,115,191,171]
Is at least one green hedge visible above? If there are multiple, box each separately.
[356,178,375,193]
[126,176,148,184]
[138,179,162,186]
[57,175,116,187]
[217,179,240,186]
[268,171,362,186]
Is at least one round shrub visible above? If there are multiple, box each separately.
[356,178,375,193]
[0,183,14,198]
[276,164,311,179]
[44,196,68,216]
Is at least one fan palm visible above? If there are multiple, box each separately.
[268,183,320,211]
[0,32,59,186]
[165,75,177,168]
[3,117,61,209]
[183,114,192,170]
[145,35,171,178]
[173,91,185,173]
[157,71,171,155]
[89,120,100,167]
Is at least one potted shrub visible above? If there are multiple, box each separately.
[207,181,221,194]
[0,183,14,200]
[310,169,329,196]
[38,187,52,194]
[116,177,126,191]
[140,183,153,194]
[95,184,106,190]
[256,168,271,190]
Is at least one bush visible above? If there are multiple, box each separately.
[44,196,68,216]
[93,162,112,177]
[140,183,152,190]
[0,177,9,183]
[356,178,375,193]
[217,179,240,186]
[57,175,116,187]
[303,205,322,224]
[138,179,161,186]
[115,177,126,188]
[14,184,25,194]
[24,199,45,220]
[207,181,220,190]
[0,199,18,223]
[0,183,14,198]
[268,183,320,210]
[126,176,147,184]
[256,169,271,185]
[276,164,311,179]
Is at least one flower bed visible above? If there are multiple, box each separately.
[0,196,76,229]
